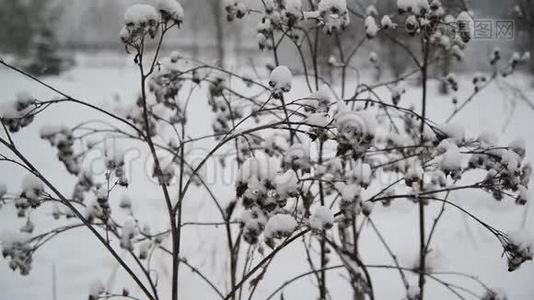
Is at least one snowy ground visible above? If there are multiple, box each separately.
[1,54,534,300]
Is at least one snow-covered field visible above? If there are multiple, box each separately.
[1,54,534,299]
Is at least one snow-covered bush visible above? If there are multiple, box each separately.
[0,1,533,300]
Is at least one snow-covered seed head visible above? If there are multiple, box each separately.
[14,91,36,112]
[405,15,420,35]
[318,0,350,34]
[361,201,374,216]
[264,214,297,240]
[335,108,377,158]
[508,137,526,159]
[369,51,378,64]
[500,230,533,272]
[456,11,474,43]
[444,73,458,91]
[239,207,267,244]
[273,170,299,200]
[309,206,335,231]
[516,185,529,205]
[139,240,152,260]
[284,142,311,173]
[405,163,424,187]
[364,16,379,39]
[152,156,175,185]
[450,45,463,62]
[430,170,447,187]
[224,0,248,21]
[522,51,531,62]
[303,85,331,112]
[438,141,463,180]
[490,47,501,65]
[123,4,160,43]
[157,0,184,25]
[351,160,372,187]
[284,0,303,19]
[397,0,415,14]
[366,5,378,16]
[380,15,396,29]
[0,91,37,133]
[124,4,159,28]
[436,122,465,145]
[1,232,33,276]
[39,125,80,175]
[336,182,362,204]
[269,66,292,99]
[430,0,441,11]
[120,218,137,251]
[414,0,430,16]
[21,175,44,203]
[237,155,282,209]
[120,25,131,43]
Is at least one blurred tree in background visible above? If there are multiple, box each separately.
[2,0,531,77]
[0,0,36,56]
[514,0,534,73]
[0,0,65,76]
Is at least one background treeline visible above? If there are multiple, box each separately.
[0,0,532,74]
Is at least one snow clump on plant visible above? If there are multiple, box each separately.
[335,100,377,159]
[309,206,335,231]
[364,16,379,38]
[157,0,184,25]
[269,65,292,99]
[502,230,533,271]
[224,0,247,21]
[1,231,33,275]
[264,214,297,241]
[121,4,160,45]
[317,0,350,34]
[0,91,36,133]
